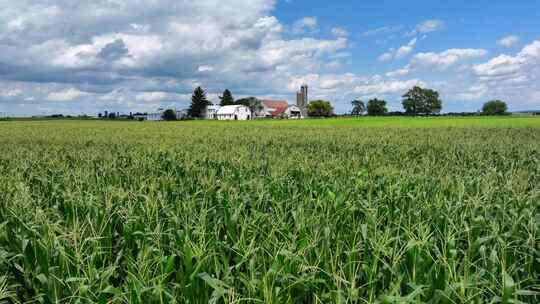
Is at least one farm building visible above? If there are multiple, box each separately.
[205,105,221,119]
[216,105,252,120]
[260,100,288,118]
[146,109,165,121]
[286,105,303,119]
[260,100,304,119]
[143,109,187,121]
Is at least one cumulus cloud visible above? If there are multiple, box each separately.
[46,88,84,102]
[379,38,417,62]
[447,39,540,108]
[386,67,410,78]
[353,78,424,97]
[135,91,168,102]
[0,1,360,114]
[497,35,520,48]
[456,84,489,100]
[411,48,488,69]
[472,40,539,78]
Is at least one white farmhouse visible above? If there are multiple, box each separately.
[205,105,221,119]
[216,105,252,120]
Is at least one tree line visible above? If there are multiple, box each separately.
[350,86,510,116]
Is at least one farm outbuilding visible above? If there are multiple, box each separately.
[216,105,252,120]
[259,100,304,119]
[286,105,303,119]
[260,100,289,118]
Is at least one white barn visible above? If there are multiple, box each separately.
[147,108,165,121]
[216,105,252,120]
[286,105,303,119]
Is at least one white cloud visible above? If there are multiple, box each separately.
[331,27,348,37]
[386,67,410,78]
[353,78,424,97]
[456,84,489,100]
[99,89,127,103]
[135,91,168,102]
[198,65,214,72]
[0,1,356,114]
[360,26,402,37]
[378,52,393,62]
[450,39,540,107]
[46,88,84,102]
[497,35,520,48]
[407,19,445,36]
[395,38,417,59]
[411,48,488,69]
[292,17,318,34]
[379,38,417,62]
[0,88,22,97]
[472,40,540,78]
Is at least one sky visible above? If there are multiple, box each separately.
[0,0,539,116]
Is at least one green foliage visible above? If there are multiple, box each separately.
[402,86,443,115]
[188,87,211,118]
[482,100,508,115]
[0,119,539,303]
[308,100,334,117]
[351,100,366,115]
[219,89,235,106]
[162,109,177,121]
[367,98,388,116]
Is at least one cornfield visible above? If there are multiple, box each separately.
[0,118,539,303]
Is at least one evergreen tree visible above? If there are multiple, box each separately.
[188,87,211,118]
[219,89,235,106]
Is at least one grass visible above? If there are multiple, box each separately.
[0,117,539,303]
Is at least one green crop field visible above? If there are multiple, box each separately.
[0,117,539,303]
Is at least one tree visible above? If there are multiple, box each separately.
[402,86,442,115]
[219,89,235,106]
[351,100,366,116]
[188,87,211,118]
[308,100,334,117]
[482,100,508,115]
[235,97,263,117]
[367,99,387,116]
[162,109,177,121]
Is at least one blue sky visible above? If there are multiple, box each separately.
[0,0,539,116]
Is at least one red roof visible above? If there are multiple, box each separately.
[261,100,289,117]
